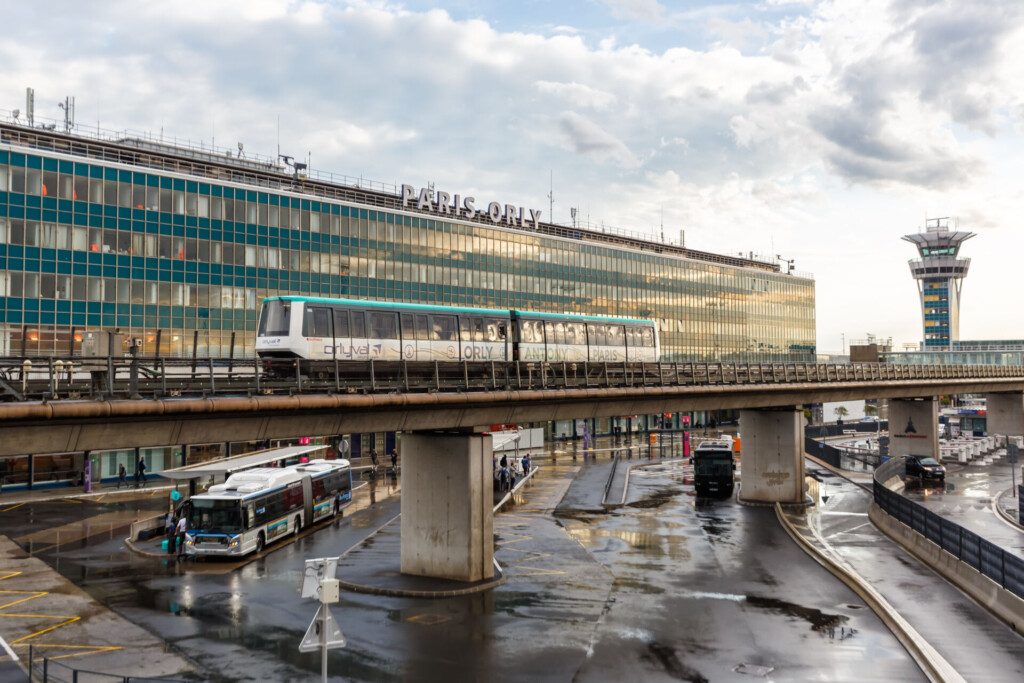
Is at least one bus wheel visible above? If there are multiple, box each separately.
[256,532,265,553]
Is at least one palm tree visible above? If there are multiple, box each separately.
[834,406,849,424]
[864,404,878,417]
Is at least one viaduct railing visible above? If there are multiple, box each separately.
[873,458,1024,599]
[1,357,1022,402]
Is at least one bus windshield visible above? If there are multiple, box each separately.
[258,300,291,337]
[189,499,243,534]
[695,453,733,477]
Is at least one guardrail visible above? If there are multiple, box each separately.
[27,644,188,682]
[0,357,1021,403]
[873,463,1024,600]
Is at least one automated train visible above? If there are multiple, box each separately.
[255,296,660,364]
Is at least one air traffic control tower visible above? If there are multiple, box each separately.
[903,218,975,350]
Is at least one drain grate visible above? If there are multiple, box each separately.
[734,663,775,677]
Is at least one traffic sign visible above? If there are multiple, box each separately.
[299,604,346,653]
[1009,442,1019,465]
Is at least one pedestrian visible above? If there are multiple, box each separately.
[136,454,147,488]
[522,453,531,476]
[370,449,379,477]
[165,511,176,555]
[175,513,188,559]
[389,449,398,472]
[117,463,127,490]
[499,464,510,492]
[499,454,508,469]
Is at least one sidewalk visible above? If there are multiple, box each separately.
[0,481,176,506]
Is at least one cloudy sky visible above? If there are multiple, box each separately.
[4,0,1022,353]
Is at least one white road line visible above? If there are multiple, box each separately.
[0,633,19,663]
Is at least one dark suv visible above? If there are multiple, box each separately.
[904,455,946,486]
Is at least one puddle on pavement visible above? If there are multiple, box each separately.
[744,595,848,632]
[626,486,684,509]
[644,642,709,683]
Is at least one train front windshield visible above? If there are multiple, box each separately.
[190,499,244,534]
[258,300,291,337]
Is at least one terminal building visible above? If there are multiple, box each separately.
[0,117,816,487]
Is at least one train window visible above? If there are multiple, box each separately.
[485,319,503,342]
[433,315,457,341]
[642,327,655,347]
[544,322,555,345]
[553,322,566,345]
[351,311,367,338]
[302,307,333,338]
[519,320,541,343]
[415,314,430,341]
[608,325,624,346]
[567,323,585,345]
[369,312,399,339]
[625,327,635,346]
[333,309,350,337]
[258,300,290,337]
[472,318,484,342]
[588,324,605,346]
[400,313,414,340]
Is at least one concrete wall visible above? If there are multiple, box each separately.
[888,398,938,459]
[985,392,1024,436]
[738,408,804,504]
[400,433,494,583]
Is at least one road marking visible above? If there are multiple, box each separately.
[0,503,26,513]
[0,569,122,659]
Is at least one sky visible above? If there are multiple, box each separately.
[3,0,1022,353]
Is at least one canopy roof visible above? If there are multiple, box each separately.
[161,444,332,480]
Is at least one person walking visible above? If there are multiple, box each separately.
[522,453,531,477]
[165,511,177,556]
[175,513,188,559]
[135,454,147,488]
[117,463,127,490]
[369,449,380,478]
[389,449,398,473]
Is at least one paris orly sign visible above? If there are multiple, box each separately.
[401,184,543,230]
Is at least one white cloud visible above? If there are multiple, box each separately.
[2,0,1024,347]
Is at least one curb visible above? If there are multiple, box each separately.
[125,536,179,559]
[992,488,1023,531]
[493,466,539,513]
[337,571,506,599]
[775,502,964,683]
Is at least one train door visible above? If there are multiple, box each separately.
[368,311,401,359]
[515,317,545,362]
[333,308,352,360]
[428,314,459,361]
[399,313,416,360]
[350,310,369,360]
[414,314,430,360]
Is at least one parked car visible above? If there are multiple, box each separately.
[904,455,945,486]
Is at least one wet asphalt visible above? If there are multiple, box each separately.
[0,460,935,682]
[806,462,1024,682]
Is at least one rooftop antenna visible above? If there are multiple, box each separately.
[660,206,664,243]
[58,95,75,133]
[276,114,281,164]
[11,109,19,122]
[237,142,245,158]
[570,207,578,228]
[547,170,554,223]
[25,87,34,127]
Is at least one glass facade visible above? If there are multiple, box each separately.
[0,127,816,361]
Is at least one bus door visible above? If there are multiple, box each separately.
[301,475,314,529]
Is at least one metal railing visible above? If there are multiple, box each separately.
[873,466,1024,599]
[27,645,188,682]
[0,358,1021,403]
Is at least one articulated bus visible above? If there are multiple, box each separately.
[185,459,352,557]
[693,440,735,498]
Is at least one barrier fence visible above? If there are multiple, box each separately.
[873,477,1024,599]
[27,645,188,682]
[1,357,1022,402]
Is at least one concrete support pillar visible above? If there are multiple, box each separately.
[888,397,939,459]
[400,432,494,583]
[985,392,1024,436]
[738,407,804,504]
